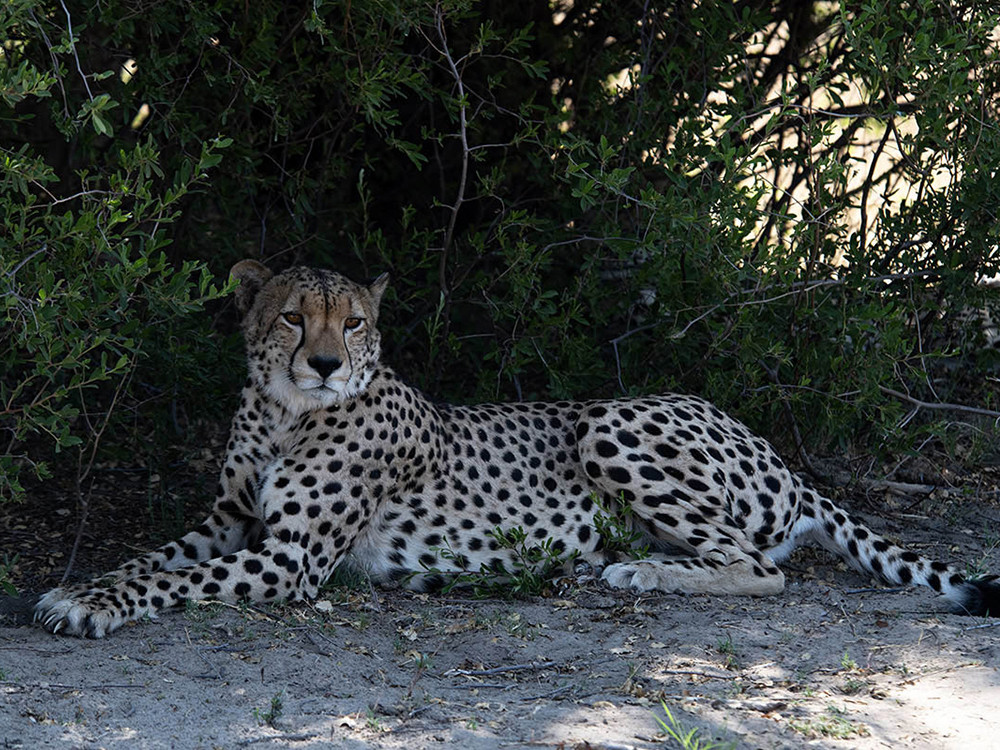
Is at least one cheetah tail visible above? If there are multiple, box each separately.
[954,576,1000,617]
[799,490,999,617]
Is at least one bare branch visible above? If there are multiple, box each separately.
[758,360,819,478]
[879,386,1000,421]
[433,5,470,299]
[858,115,893,258]
[58,0,93,101]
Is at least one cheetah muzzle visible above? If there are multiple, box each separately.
[35,260,1000,637]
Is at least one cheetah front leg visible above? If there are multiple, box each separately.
[101,505,265,582]
[35,483,264,618]
[112,442,274,581]
[36,458,376,637]
[34,529,347,638]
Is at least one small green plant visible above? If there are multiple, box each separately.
[965,528,1000,579]
[620,660,647,698]
[840,677,868,696]
[350,613,372,632]
[0,555,19,596]
[716,634,740,671]
[654,702,736,750]
[840,651,858,671]
[503,611,539,640]
[364,707,386,732]
[412,651,433,670]
[982,528,1000,551]
[252,690,285,728]
[424,525,577,598]
[838,650,868,694]
[183,599,223,626]
[487,526,577,596]
[787,706,870,739]
[320,565,372,598]
[592,492,650,559]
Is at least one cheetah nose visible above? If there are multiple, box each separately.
[307,355,342,379]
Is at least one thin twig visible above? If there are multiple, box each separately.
[0,646,74,655]
[813,465,938,497]
[502,742,652,750]
[668,305,722,339]
[520,684,575,701]
[962,621,1000,632]
[858,114,893,258]
[41,190,112,207]
[1,681,144,690]
[62,355,135,583]
[880,386,1000,420]
[28,9,69,116]
[659,668,734,680]
[864,479,937,495]
[896,662,977,686]
[237,733,320,746]
[445,682,514,690]
[58,0,93,101]
[759,360,818,477]
[5,245,48,280]
[446,660,556,677]
[61,473,94,584]
[434,5,470,299]
[610,321,670,392]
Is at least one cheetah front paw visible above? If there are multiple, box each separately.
[34,588,127,638]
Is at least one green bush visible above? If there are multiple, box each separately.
[0,132,234,500]
[1,2,239,500]
[2,0,999,507]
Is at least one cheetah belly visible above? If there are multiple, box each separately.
[347,485,605,586]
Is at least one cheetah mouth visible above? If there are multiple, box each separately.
[298,379,351,398]
[295,375,349,389]
[306,382,344,393]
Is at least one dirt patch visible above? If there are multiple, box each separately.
[2,486,999,749]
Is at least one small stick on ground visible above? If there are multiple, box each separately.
[1,681,145,690]
[447,660,557,677]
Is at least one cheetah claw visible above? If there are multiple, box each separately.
[34,589,122,638]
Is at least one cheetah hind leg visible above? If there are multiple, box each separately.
[597,492,784,597]
[602,552,784,597]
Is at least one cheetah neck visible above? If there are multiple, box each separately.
[245,364,423,439]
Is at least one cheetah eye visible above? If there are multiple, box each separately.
[282,312,304,326]
[344,317,363,330]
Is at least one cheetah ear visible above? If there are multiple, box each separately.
[230,260,274,317]
[367,272,390,309]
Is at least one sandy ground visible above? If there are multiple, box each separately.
[2,495,999,750]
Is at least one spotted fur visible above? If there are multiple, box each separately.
[35,261,999,637]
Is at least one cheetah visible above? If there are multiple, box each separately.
[35,260,999,637]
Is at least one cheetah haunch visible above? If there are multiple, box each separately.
[36,261,999,636]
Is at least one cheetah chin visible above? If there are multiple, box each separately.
[35,260,999,637]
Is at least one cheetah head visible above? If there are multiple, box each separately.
[230,260,389,412]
